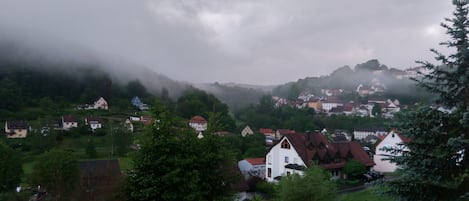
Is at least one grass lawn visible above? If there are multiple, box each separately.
[338,187,395,201]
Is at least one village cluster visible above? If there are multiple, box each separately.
[4,96,151,139]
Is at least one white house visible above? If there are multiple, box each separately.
[85,117,104,131]
[241,125,254,137]
[189,116,207,132]
[124,119,134,133]
[322,98,343,112]
[93,97,108,110]
[373,131,410,172]
[265,132,375,182]
[4,120,29,138]
[353,128,387,140]
[238,158,266,179]
[62,115,78,130]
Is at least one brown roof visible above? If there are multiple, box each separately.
[62,115,78,123]
[245,158,265,166]
[5,120,28,129]
[334,141,375,166]
[189,115,206,123]
[277,129,295,135]
[86,117,103,124]
[280,133,375,169]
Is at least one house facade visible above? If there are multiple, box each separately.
[93,97,108,110]
[4,120,29,138]
[265,132,374,182]
[62,115,78,130]
[373,131,410,172]
[85,117,103,131]
[238,158,266,179]
[189,116,207,132]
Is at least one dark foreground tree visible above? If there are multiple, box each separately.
[275,166,336,201]
[32,149,79,201]
[0,142,22,193]
[383,1,469,200]
[126,100,237,201]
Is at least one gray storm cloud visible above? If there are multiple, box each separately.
[0,0,454,85]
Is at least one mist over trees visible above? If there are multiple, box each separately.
[272,59,434,104]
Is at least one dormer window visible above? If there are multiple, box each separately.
[281,140,291,149]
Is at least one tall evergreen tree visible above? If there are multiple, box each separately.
[383,1,469,200]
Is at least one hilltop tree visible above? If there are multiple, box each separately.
[383,1,469,200]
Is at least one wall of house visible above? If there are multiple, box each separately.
[353,131,374,140]
[373,132,406,172]
[5,129,28,138]
[265,138,305,182]
[63,122,78,130]
[90,123,102,130]
[189,122,207,132]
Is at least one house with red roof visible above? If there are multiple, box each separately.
[373,130,410,173]
[265,132,374,182]
[62,115,78,130]
[189,115,207,132]
[238,158,266,179]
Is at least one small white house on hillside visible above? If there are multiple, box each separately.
[62,115,78,130]
[241,125,254,137]
[373,130,410,172]
[93,97,108,110]
[238,158,266,179]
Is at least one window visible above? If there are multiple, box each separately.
[287,171,291,176]
[268,168,272,178]
[281,140,291,149]
[285,156,289,163]
[268,155,272,165]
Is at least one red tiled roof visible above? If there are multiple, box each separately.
[399,134,411,143]
[343,104,355,112]
[277,129,295,135]
[259,128,274,134]
[189,115,206,123]
[245,158,265,166]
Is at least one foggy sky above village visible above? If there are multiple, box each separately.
[0,0,454,85]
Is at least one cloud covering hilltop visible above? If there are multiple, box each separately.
[0,0,453,85]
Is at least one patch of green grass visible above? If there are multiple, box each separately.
[338,187,395,201]
[118,157,133,171]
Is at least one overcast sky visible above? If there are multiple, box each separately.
[0,0,455,85]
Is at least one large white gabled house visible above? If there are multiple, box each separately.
[373,130,410,173]
[265,132,375,182]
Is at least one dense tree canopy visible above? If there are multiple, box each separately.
[275,166,337,201]
[126,100,238,201]
[384,1,469,200]
[0,141,22,193]
[32,149,79,201]
[176,89,236,131]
